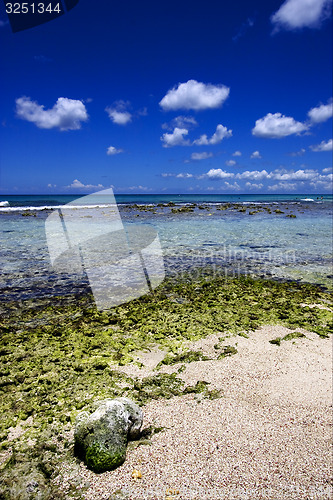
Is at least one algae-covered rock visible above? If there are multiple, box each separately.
[74,398,143,473]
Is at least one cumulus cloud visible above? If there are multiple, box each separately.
[308,100,333,123]
[107,146,123,155]
[105,101,132,125]
[252,112,307,138]
[191,152,213,160]
[223,181,241,191]
[273,168,318,180]
[245,182,264,190]
[161,127,190,147]
[308,172,333,190]
[176,173,193,178]
[310,180,333,190]
[225,160,236,167]
[251,150,262,159]
[15,96,88,131]
[236,170,270,180]
[271,0,333,31]
[162,115,198,130]
[205,169,234,180]
[310,139,333,151]
[108,111,131,125]
[268,182,297,191]
[322,167,332,173]
[232,150,242,156]
[65,179,104,190]
[193,124,232,145]
[160,80,230,111]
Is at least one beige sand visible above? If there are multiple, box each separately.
[56,324,333,500]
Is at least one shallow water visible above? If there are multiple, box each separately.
[0,195,332,303]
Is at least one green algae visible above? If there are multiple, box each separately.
[0,273,332,497]
[156,350,210,367]
[85,443,125,473]
[269,331,307,346]
[217,345,238,359]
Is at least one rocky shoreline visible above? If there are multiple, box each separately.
[0,273,332,498]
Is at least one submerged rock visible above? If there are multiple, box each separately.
[74,397,143,473]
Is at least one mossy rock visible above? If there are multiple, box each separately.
[74,398,143,473]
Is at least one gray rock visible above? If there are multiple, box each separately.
[74,397,143,473]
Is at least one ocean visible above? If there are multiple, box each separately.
[1,193,332,303]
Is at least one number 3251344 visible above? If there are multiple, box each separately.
[6,3,62,14]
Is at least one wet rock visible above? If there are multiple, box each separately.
[74,397,143,473]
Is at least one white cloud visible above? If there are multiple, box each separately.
[176,173,193,178]
[308,100,333,123]
[232,150,242,156]
[106,110,131,125]
[251,150,262,159]
[273,169,317,180]
[161,127,190,147]
[65,179,104,190]
[191,152,213,160]
[205,169,234,179]
[105,100,132,125]
[15,96,88,131]
[107,146,123,155]
[245,182,264,190]
[162,115,198,130]
[128,185,151,191]
[308,172,333,191]
[193,124,232,145]
[271,0,333,31]
[322,167,332,173]
[47,183,57,188]
[252,112,307,138]
[160,80,230,111]
[309,179,333,190]
[310,139,333,152]
[223,181,241,191]
[225,160,236,167]
[236,170,270,180]
[268,182,297,191]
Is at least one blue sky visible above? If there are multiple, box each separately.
[0,0,332,194]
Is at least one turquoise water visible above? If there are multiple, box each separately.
[0,193,332,208]
[0,194,332,301]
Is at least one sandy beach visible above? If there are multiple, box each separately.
[54,323,333,500]
[1,270,332,499]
